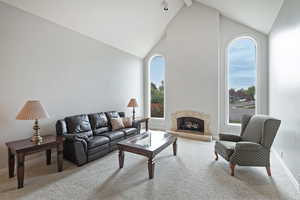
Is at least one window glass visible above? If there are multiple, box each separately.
[228,38,256,124]
[150,56,165,118]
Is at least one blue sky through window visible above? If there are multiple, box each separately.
[150,56,165,87]
[229,38,256,89]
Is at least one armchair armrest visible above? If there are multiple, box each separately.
[219,133,241,142]
[235,141,263,152]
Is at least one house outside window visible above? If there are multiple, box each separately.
[227,37,257,124]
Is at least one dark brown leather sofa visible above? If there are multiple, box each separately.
[56,111,141,166]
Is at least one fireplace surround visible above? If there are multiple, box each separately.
[168,110,212,142]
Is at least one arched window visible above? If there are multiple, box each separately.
[149,55,165,118]
[227,37,257,124]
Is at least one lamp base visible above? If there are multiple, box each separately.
[31,135,43,144]
[31,119,43,144]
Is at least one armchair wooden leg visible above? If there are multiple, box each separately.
[230,163,236,176]
[266,167,272,176]
[214,152,218,161]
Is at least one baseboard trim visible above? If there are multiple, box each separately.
[272,148,300,192]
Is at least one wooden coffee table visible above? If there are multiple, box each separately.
[117,131,177,179]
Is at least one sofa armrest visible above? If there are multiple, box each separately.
[219,133,241,142]
[235,141,263,152]
[133,117,150,131]
[56,119,68,136]
[63,133,88,141]
[62,133,88,152]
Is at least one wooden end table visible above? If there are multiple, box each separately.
[134,117,150,131]
[5,135,65,189]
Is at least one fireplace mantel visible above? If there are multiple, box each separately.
[168,110,212,142]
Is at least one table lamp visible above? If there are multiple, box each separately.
[16,100,49,144]
[127,98,138,120]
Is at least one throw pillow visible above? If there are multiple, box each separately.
[111,118,125,131]
[122,117,133,128]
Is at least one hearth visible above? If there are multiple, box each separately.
[177,117,204,133]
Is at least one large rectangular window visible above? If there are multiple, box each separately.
[228,38,256,124]
[150,56,165,118]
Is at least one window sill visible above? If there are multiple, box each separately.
[150,117,165,120]
[228,123,241,127]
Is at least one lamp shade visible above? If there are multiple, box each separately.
[16,100,49,120]
[127,98,138,107]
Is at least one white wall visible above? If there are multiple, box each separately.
[144,2,268,135]
[0,3,143,169]
[220,16,268,134]
[269,0,300,184]
[145,3,220,133]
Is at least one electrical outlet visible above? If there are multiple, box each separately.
[280,151,284,158]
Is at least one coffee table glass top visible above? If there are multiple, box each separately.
[118,131,174,151]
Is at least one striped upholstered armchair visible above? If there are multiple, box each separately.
[214,115,281,176]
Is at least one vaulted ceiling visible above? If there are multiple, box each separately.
[195,0,284,34]
[1,0,184,58]
[1,0,283,58]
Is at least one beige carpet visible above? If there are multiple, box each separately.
[0,136,299,200]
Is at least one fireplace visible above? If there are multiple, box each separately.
[168,110,212,142]
[177,117,204,133]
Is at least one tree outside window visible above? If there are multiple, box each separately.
[150,56,165,118]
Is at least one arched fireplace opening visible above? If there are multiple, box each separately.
[177,117,204,133]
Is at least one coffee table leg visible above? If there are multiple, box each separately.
[46,149,51,165]
[173,138,177,156]
[17,152,25,189]
[119,150,124,168]
[8,148,15,178]
[148,157,155,179]
[57,144,63,172]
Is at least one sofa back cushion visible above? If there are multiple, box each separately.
[65,114,92,137]
[105,111,120,129]
[106,111,120,120]
[88,112,108,130]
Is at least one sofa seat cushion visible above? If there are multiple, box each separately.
[215,141,236,161]
[88,136,110,149]
[88,143,110,155]
[88,147,111,162]
[93,127,110,135]
[102,131,125,141]
[121,128,137,136]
